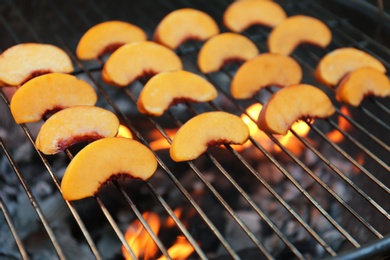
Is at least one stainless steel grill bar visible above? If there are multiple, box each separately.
[62,43,220,259]
[0,137,66,259]
[166,89,340,256]
[0,91,103,259]
[206,71,385,239]
[197,51,389,235]
[0,196,29,260]
[1,0,390,259]
[327,119,390,172]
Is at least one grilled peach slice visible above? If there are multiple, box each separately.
[258,84,335,135]
[10,73,97,124]
[102,41,183,87]
[197,33,259,73]
[336,67,390,107]
[268,15,332,55]
[231,53,302,99]
[223,0,286,33]
[76,21,147,60]
[153,8,219,49]
[315,47,386,86]
[0,43,74,86]
[61,137,157,201]
[170,111,249,162]
[137,70,218,116]
[36,106,119,155]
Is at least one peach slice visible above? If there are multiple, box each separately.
[0,43,74,86]
[36,106,120,155]
[137,70,218,116]
[336,67,390,107]
[315,47,386,86]
[76,21,147,60]
[102,41,183,87]
[170,111,249,162]
[257,84,335,135]
[268,15,332,55]
[231,53,302,99]
[153,8,219,49]
[223,0,287,33]
[10,73,97,124]
[61,137,157,201]
[197,32,259,73]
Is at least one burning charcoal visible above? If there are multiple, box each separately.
[310,208,332,234]
[0,217,21,259]
[32,180,53,200]
[257,162,285,185]
[217,210,261,255]
[322,229,346,252]
[282,183,301,202]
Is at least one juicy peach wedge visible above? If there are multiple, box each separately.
[102,41,183,87]
[258,84,335,135]
[197,32,259,73]
[10,73,97,124]
[231,53,302,99]
[336,67,390,107]
[170,111,249,162]
[315,47,386,86]
[223,0,286,32]
[76,21,147,60]
[61,137,157,201]
[36,106,119,155]
[0,43,74,86]
[268,15,332,56]
[137,70,218,116]
[153,8,219,49]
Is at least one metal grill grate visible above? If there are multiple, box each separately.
[1,0,390,259]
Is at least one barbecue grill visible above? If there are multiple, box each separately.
[1,0,389,259]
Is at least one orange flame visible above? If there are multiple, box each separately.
[123,210,194,260]
[276,120,311,154]
[117,124,133,139]
[237,103,310,155]
[157,236,194,260]
[327,106,352,143]
[149,129,177,151]
[123,212,160,260]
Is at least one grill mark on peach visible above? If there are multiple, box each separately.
[20,69,52,85]
[99,43,125,57]
[95,173,143,194]
[56,132,104,151]
[207,139,237,147]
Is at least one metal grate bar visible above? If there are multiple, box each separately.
[1,0,390,259]
[0,196,29,260]
[0,137,66,259]
[61,45,223,258]
[327,119,390,172]
[124,85,315,258]
[190,48,387,236]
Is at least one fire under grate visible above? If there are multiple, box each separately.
[0,0,390,259]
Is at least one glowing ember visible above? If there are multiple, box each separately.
[123,210,194,260]
[117,124,133,139]
[237,103,274,151]
[238,103,311,155]
[149,129,177,151]
[326,106,352,143]
[157,236,194,260]
[277,120,311,155]
[123,212,160,260]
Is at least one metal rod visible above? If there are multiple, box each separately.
[0,90,104,260]
[113,180,172,260]
[0,197,30,260]
[0,139,66,259]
